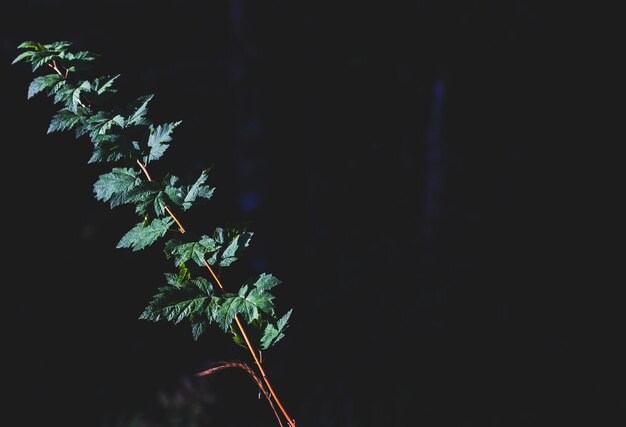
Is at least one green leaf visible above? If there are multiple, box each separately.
[243,274,279,315]
[165,170,214,211]
[93,168,142,208]
[43,41,72,51]
[211,274,280,332]
[88,132,141,163]
[261,309,293,350]
[252,273,282,291]
[47,108,81,134]
[12,50,36,65]
[139,276,215,324]
[203,228,253,267]
[71,80,92,112]
[17,41,45,50]
[82,112,125,139]
[219,232,253,266]
[145,121,181,163]
[123,181,168,216]
[164,235,218,267]
[117,217,174,251]
[126,95,154,127]
[93,74,120,95]
[53,83,76,105]
[191,317,209,340]
[27,74,64,99]
[30,52,60,72]
[210,294,243,332]
[58,50,97,70]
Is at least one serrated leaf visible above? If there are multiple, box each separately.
[43,41,72,51]
[144,121,181,163]
[12,50,36,65]
[245,287,275,316]
[220,232,253,266]
[211,294,245,332]
[93,74,120,95]
[140,275,215,337]
[93,167,142,208]
[56,50,97,73]
[140,286,210,324]
[124,181,167,216]
[165,235,218,267]
[17,41,45,50]
[53,84,76,105]
[164,171,214,212]
[88,133,141,163]
[126,95,153,127]
[260,309,292,350]
[80,111,125,140]
[181,171,214,210]
[191,317,209,340]
[117,217,174,251]
[252,273,282,291]
[28,74,64,99]
[88,142,125,163]
[47,108,81,134]
[212,274,279,331]
[71,80,92,112]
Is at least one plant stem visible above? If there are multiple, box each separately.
[196,361,284,427]
[203,259,296,426]
[164,206,186,233]
[136,160,185,233]
[136,159,152,180]
[138,160,296,427]
[48,60,64,78]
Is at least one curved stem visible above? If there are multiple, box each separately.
[196,361,284,427]
[138,160,296,427]
[136,159,152,181]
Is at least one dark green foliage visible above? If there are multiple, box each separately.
[28,74,65,99]
[164,227,253,268]
[146,121,181,162]
[94,170,214,217]
[93,167,141,207]
[13,40,292,351]
[48,108,81,133]
[139,274,215,325]
[139,270,291,345]
[117,217,175,251]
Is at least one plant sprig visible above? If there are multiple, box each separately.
[13,40,296,427]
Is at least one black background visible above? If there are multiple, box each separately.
[0,1,619,426]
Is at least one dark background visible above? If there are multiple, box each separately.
[0,1,618,426]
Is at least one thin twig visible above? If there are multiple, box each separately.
[48,60,64,78]
[164,206,186,233]
[196,361,284,427]
[136,159,153,181]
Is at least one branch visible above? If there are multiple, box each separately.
[138,160,296,427]
[196,361,284,427]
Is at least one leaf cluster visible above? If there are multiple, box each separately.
[13,41,292,350]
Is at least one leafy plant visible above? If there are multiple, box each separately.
[13,40,296,427]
